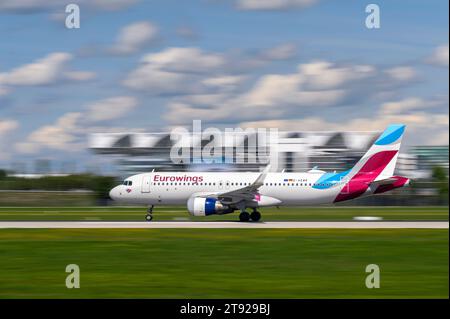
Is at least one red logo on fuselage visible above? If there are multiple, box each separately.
[153,174,204,183]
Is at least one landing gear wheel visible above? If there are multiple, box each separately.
[239,211,250,222]
[145,214,153,222]
[250,211,261,222]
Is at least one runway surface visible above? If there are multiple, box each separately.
[0,221,447,229]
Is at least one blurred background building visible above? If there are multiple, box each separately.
[88,130,448,179]
[409,146,449,177]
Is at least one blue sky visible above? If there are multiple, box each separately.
[0,0,448,172]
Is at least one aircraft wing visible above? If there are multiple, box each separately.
[200,165,271,204]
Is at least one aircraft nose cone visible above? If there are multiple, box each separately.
[109,186,119,200]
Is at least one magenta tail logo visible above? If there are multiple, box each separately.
[334,150,398,202]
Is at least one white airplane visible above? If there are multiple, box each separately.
[109,124,410,221]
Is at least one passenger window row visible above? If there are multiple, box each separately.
[150,182,337,187]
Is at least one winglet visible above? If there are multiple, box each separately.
[253,165,271,187]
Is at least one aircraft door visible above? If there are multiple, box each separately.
[141,175,151,193]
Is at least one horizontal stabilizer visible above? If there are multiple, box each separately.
[368,177,398,186]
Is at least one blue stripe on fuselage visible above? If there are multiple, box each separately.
[312,170,350,189]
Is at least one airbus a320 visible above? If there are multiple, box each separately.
[109,124,410,222]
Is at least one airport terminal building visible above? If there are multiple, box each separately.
[88,130,445,180]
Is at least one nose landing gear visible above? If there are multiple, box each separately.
[145,205,154,222]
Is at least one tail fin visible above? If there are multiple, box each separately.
[348,124,405,180]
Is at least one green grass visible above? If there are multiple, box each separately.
[0,229,447,298]
[0,206,447,221]
[0,191,96,206]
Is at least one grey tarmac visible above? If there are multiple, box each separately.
[0,221,447,229]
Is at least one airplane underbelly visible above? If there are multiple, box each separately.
[262,187,340,206]
[150,188,196,205]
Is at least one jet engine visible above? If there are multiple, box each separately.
[187,196,232,216]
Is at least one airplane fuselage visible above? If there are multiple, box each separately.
[109,171,408,206]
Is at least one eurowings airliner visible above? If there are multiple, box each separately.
[109,124,410,221]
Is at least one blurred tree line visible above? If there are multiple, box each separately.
[0,170,115,202]
[431,166,449,204]
[0,166,448,206]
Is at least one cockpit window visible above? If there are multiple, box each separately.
[128,181,132,186]
[123,180,132,186]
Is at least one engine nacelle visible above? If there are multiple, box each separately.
[187,196,231,216]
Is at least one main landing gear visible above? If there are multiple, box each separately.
[239,209,261,222]
[239,211,250,222]
[145,205,154,222]
[250,210,261,222]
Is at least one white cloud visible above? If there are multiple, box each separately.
[380,97,443,115]
[176,26,198,39]
[0,53,71,86]
[110,21,159,55]
[241,114,449,146]
[14,142,39,154]
[0,120,18,136]
[202,75,247,92]
[242,113,447,140]
[28,113,83,151]
[0,0,138,12]
[15,96,139,154]
[239,96,449,146]
[426,44,449,67]
[124,65,195,94]
[142,47,225,73]
[0,120,19,160]
[162,59,431,127]
[242,72,346,107]
[85,96,138,122]
[123,47,226,94]
[163,60,379,124]
[123,44,324,96]
[385,66,417,82]
[0,0,60,11]
[64,71,96,81]
[0,53,95,96]
[0,85,10,96]
[237,0,318,10]
[297,62,376,90]
[260,43,297,60]
[90,0,138,11]
[16,112,84,154]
